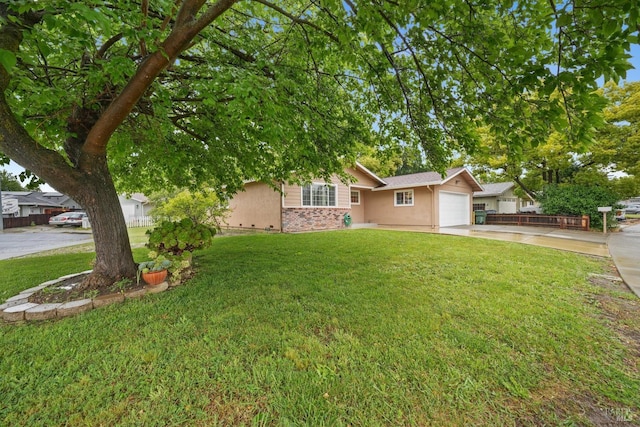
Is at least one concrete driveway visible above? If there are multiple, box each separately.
[0,226,94,260]
[374,224,611,257]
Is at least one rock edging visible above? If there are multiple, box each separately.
[1,271,180,323]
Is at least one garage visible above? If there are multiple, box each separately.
[439,191,470,227]
[497,198,517,213]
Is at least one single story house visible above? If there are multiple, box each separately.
[1,191,65,217]
[40,192,83,210]
[472,182,535,214]
[119,193,153,220]
[227,163,483,232]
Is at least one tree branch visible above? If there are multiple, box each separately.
[96,33,124,60]
[83,0,238,160]
[377,9,448,134]
[252,0,339,42]
[170,116,208,141]
[139,0,149,57]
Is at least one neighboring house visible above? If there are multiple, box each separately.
[472,182,534,214]
[227,163,483,232]
[40,192,83,210]
[2,190,154,225]
[0,191,64,217]
[119,193,153,220]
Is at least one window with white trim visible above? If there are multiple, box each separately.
[350,190,360,205]
[394,190,414,206]
[302,184,337,207]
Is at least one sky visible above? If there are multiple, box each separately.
[2,44,640,193]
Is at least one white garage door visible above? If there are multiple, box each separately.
[498,198,517,214]
[439,191,470,227]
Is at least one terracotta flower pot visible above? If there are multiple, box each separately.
[142,270,168,286]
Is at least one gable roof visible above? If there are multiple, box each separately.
[473,182,515,198]
[1,191,63,208]
[40,192,74,205]
[354,161,387,186]
[374,167,483,192]
[120,193,150,204]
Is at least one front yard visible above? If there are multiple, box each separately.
[0,230,638,425]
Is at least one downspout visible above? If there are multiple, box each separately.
[426,185,435,229]
[280,182,284,232]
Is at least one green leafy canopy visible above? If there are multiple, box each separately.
[2,0,636,194]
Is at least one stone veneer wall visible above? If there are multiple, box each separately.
[282,208,350,232]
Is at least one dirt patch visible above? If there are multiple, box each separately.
[202,389,271,426]
[27,273,145,304]
[591,289,640,367]
[505,270,640,426]
[586,271,640,424]
[26,267,195,304]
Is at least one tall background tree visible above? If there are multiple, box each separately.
[458,80,640,200]
[0,1,636,289]
[0,169,24,191]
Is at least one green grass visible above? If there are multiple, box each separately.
[1,230,638,425]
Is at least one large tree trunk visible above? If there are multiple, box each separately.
[72,157,137,289]
[0,98,137,289]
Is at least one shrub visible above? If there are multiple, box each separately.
[146,218,215,256]
[149,189,228,230]
[539,184,620,230]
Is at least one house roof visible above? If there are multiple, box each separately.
[375,167,483,192]
[41,192,74,205]
[1,191,63,207]
[354,161,387,186]
[120,193,149,205]
[473,182,515,198]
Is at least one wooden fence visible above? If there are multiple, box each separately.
[3,214,154,229]
[2,213,54,229]
[485,213,590,231]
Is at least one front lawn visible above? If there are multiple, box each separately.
[1,230,638,425]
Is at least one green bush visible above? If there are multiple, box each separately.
[539,184,620,230]
[146,218,215,256]
[149,189,228,230]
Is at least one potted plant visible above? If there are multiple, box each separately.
[145,219,216,285]
[137,251,172,286]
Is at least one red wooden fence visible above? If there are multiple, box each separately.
[2,214,54,229]
[485,213,590,231]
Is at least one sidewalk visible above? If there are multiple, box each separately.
[440,224,610,256]
[377,224,609,256]
[607,223,640,297]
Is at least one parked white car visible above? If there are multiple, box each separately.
[48,212,87,227]
[624,204,640,214]
[519,205,542,214]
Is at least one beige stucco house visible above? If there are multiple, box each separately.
[472,182,535,213]
[227,163,483,232]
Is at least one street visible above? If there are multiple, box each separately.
[0,226,94,260]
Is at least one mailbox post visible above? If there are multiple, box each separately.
[597,206,612,234]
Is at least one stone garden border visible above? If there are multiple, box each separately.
[1,270,179,323]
